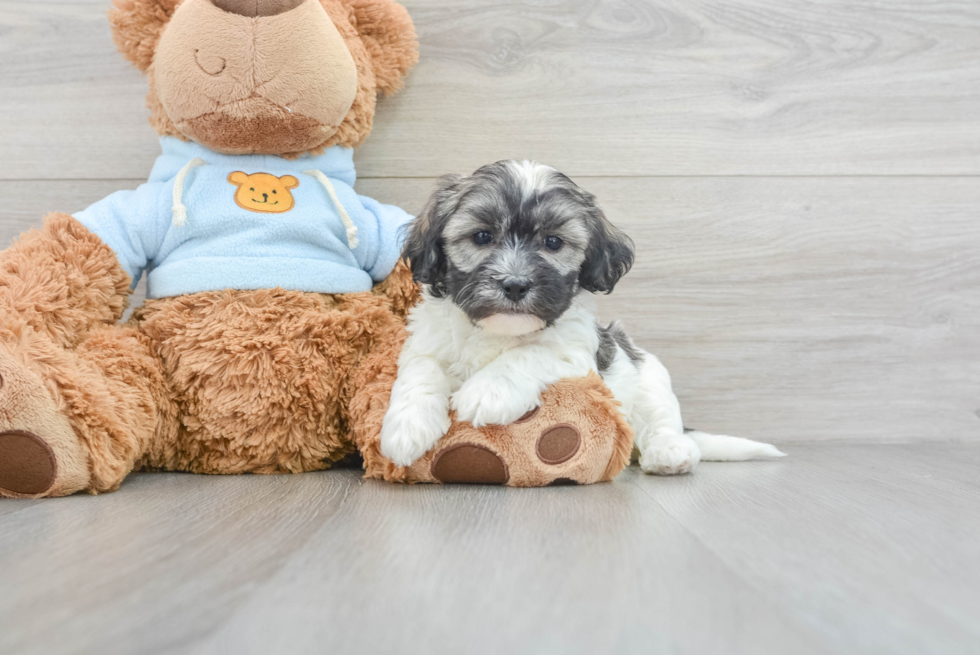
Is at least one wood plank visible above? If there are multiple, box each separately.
[4,444,978,654]
[2,177,978,443]
[0,470,365,655]
[634,442,980,654]
[0,0,154,180]
[1,0,979,179]
[187,467,831,655]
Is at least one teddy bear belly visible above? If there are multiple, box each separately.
[132,287,404,474]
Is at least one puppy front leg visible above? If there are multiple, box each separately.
[452,346,592,427]
[380,355,453,466]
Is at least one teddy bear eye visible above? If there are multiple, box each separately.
[250,188,255,192]
[272,190,277,194]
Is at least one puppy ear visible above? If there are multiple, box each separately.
[402,174,464,292]
[109,0,181,72]
[339,0,419,96]
[578,193,635,294]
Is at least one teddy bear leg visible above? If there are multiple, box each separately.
[0,325,168,498]
[0,213,143,497]
[0,336,88,498]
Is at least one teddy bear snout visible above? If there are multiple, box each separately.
[154,0,359,156]
[210,0,306,18]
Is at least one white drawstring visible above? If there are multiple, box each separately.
[171,157,207,226]
[303,169,359,250]
[170,161,357,251]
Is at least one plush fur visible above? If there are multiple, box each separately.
[0,215,418,496]
[111,0,418,155]
[152,0,360,155]
[133,285,406,475]
[0,213,131,349]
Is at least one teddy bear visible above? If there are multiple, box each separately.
[0,0,633,498]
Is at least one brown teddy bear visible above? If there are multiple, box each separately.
[0,0,633,498]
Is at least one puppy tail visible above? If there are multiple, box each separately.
[685,430,786,461]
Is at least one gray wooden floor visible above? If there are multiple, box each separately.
[0,444,977,655]
[2,0,980,652]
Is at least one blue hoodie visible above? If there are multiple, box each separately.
[74,137,413,299]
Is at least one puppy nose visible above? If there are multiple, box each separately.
[502,278,532,302]
[210,0,305,17]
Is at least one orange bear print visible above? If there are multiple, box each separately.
[228,171,299,213]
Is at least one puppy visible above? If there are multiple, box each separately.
[380,161,783,474]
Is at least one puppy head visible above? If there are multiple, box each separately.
[403,160,634,336]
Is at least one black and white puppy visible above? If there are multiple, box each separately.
[381,161,783,473]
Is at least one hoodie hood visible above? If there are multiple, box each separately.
[149,137,358,188]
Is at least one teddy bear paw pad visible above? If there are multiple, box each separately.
[515,407,539,423]
[536,424,581,465]
[431,443,509,485]
[0,431,57,496]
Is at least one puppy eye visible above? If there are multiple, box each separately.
[473,231,493,246]
[544,236,563,251]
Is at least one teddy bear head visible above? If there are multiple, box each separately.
[109,0,418,157]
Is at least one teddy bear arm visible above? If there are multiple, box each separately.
[72,181,173,286]
[356,194,414,284]
[0,213,132,350]
[370,261,419,320]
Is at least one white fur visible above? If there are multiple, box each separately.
[476,313,547,336]
[380,291,785,472]
[507,160,556,199]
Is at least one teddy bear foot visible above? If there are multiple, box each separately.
[425,419,588,486]
[372,375,635,487]
[431,443,510,485]
[0,352,90,498]
[0,431,58,496]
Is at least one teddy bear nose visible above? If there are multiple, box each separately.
[210,0,305,17]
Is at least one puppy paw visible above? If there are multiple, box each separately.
[451,375,540,428]
[639,434,701,476]
[380,401,451,467]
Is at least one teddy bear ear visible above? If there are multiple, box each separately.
[109,0,181,72]
[340,0,419,96]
